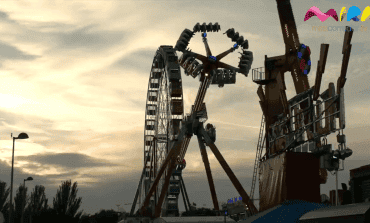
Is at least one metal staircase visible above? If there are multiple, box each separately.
[250,115,266,202]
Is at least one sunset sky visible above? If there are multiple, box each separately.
[0,0,369,216]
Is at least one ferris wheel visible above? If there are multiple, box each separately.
[130,22,256,218]
[141,45,185,213]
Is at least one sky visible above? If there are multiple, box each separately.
[0,0,369,216]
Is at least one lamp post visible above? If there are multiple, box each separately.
[21,177,33,223]
[9,133,29,223]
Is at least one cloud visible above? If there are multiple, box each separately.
[0,10,9,20]
[110,49,157,74]
[0,40,39,60]
[16,152,120,169]
[50,24,126,52]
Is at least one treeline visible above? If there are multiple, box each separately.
[0,179,120,223]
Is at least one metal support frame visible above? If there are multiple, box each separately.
[179,175,191,212]
[137,116,258,217]
[200,126,259,215]
[313,44,329,101]
[253,0,353,161]
[250,115,265,201]
[261,87,343,160]
[130,144,153,215]
[155,159,177,216]
[196,128,219,211]
[336,169,339,206]
[132,145,192,217]
[137,87,258,217]
[247,7,353,214]
[135,24,256,218]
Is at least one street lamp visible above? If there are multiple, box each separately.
[21,177,33,223]
[9,132,29,223]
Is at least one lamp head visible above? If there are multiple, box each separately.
[26,177,33,181]
[339,148,353,160]
[17,133,29,139]
[344,148,353,157]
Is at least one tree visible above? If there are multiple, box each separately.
[31,206,56,223]
[0,181,10,223]
[26,185,48,215]
[77,213,90,223]
[78,209,121,223]
[13,183,28,222]
[20,185,49,223]
[0,180,10,213]
[74,209,83,220]
[52,180,83,219]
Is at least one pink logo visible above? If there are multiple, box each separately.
[304,6,339,22]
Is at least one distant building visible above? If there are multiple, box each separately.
[349,164,370,203]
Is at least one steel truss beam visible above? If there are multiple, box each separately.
[179,174,191,212]
[196,128,219,212]
[137,114,258,217]
[137,74,258,216]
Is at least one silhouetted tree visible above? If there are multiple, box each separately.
[52,179,83,219]
[12,183,29,223]
[26,185,48,213]
[0,181,10,213]
[87,214,97,223]
[0,181,10,223]
[75,209,83,220]
[77,213,90,223]
[31,206,55,222]
[95,209,119,223]
[20,185,49,223]
[31,206,81,223]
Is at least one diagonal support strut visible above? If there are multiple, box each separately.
[180,174,191,212]
[196,129,220,212]
[155,160,178,217]
[200,126,259,215]
[138,127,188,216]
